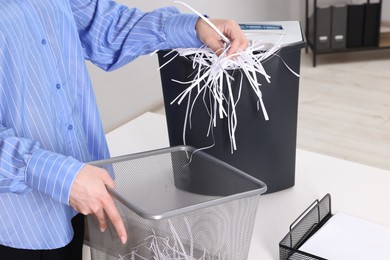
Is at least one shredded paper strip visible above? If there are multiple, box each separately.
[119,218,221,260]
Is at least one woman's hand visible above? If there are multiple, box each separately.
[195,18,248,56]
[69,164,127,244]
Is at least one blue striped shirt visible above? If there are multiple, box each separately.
[0,0,202,249]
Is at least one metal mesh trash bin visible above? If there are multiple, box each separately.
[85,146,266,260]
[158,21,306,194]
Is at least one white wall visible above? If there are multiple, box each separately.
[90,0,303,132]
[383,1,390,23]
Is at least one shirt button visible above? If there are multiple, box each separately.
[56,84,61,89]
[68,125,73,130]
[41,39,47,45]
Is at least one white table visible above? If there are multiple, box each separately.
[103,112,390,260]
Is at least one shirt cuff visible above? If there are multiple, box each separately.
[164,13,203,48]
[25,148,85,205]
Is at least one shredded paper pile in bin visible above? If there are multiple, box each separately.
[86,146,266,260]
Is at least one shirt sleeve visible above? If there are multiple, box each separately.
[0,125,84,205]
[70,0,203,71]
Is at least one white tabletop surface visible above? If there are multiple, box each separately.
[104,112,390,260]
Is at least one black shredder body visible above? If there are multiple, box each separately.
[158,26,306,194]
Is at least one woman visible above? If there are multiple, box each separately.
[0,0,247,259]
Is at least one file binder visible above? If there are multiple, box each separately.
[363,2,381,47]
[316,6,332,51]
[347,4,365,48]
[331,5,347,49]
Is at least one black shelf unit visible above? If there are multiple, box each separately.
[305,0,389,66]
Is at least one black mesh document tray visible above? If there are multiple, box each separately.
[86,145,267,260]
[279,194,333,260]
